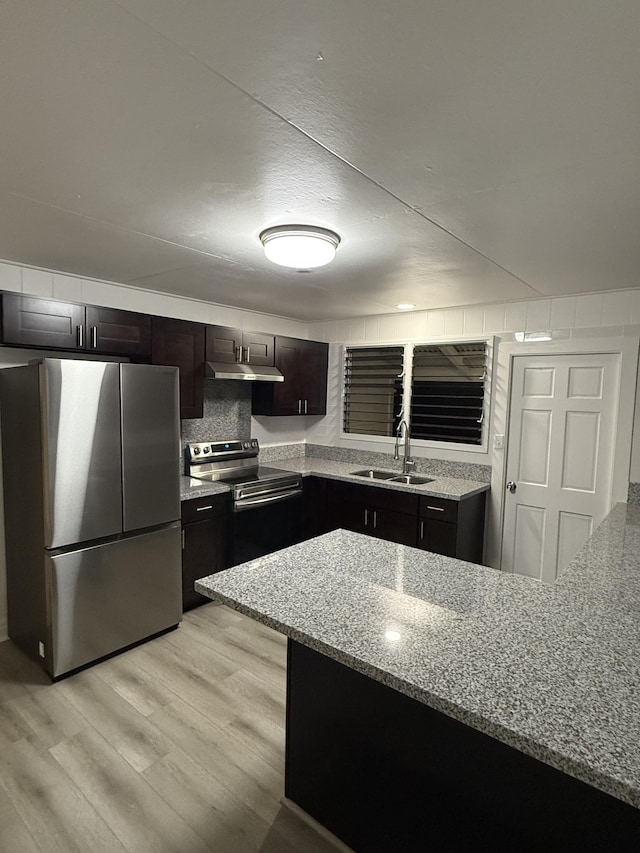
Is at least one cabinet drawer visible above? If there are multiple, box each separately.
[419,496,458,524]
[181,493,228,524]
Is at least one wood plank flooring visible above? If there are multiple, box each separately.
[0,603,342,853]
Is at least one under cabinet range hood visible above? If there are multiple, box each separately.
[204,361,284,382]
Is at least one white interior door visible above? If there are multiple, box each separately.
[502,353,620,582]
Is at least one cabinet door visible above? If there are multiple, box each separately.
[418,518,458,557]
[301,339,329,415]
[302,477,329,540]
[338,500,369,535]
[85,306,151,358]
[151,317,205,419]
[205,325,243,364]
[374,508,418,547]
[244,331,274,366]
[2,293,84,350]
[181,516,226,610]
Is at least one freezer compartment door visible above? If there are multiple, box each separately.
[47,524,182,678]
[42,359,123,548]
[120,363,180,531]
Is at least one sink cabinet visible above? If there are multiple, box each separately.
[325,478,486,560]
[181,493,229,610]
[326,480,419,547]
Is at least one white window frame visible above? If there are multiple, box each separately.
[340,336,494,455]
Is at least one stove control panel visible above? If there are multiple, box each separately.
[186,438,259,463]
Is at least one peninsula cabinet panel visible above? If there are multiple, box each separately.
[85,306,151,358]
[2,293,84,350]
[252,336,329,416]
[151,317,205,419]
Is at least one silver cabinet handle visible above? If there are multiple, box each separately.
[304,399,308,414]
[235,345,242,362]
[364,508,369,526]
[426,505,445,512]
[373,510,377,528]
[506,481,517,494]
[76,325,84,347]
[196,505,213,512]
[91,326,97,349]
[297,400,302,414]
[420,520,424,540]
[245,346,251,363]
[181,529,186,549]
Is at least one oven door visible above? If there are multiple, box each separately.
[231,489,303,566]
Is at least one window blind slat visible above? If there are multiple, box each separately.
[409,343,487,445]
[343,346,403,437]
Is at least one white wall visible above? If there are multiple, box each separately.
[306,289,640,475]
[0,259,309,641]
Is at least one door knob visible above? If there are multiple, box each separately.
[506,481,517,493]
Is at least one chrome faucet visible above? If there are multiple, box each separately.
[393,419,415,474]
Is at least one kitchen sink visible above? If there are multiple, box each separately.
[390,474,434,485]
[350,469,399,480]
[350,469,434,486]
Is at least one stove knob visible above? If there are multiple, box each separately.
[193,447,201,455]
[203,446,210,454]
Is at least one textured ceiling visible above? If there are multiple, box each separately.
[1,1,639,320]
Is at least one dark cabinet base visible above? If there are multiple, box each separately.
[181,494,228,611]
[286,640,640,853]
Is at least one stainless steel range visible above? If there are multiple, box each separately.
[185,438,303,565]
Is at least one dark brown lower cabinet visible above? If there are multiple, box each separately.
[302,476,330,540]
[417,492,486,563]
[326,478,486,561]
[326,480,419,547]
[181,494,229,610]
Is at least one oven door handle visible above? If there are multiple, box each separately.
[233,488,303,512]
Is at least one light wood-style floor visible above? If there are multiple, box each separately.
[0,603,342,853]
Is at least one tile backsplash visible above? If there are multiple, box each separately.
[181,381,251,448]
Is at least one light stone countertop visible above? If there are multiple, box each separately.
[196,502,640,809]
[180,456,489,502]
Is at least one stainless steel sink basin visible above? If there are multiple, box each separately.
[350,469,398,480]
[350,469,434,486]
[390,474,434,485]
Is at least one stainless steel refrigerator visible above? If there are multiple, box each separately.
[0,358,182,678]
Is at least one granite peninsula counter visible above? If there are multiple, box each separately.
[197,502,640,850]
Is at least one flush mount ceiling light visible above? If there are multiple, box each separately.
[396,303,416,311]
[259,225,341,269]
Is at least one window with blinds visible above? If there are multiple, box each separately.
[343,346,404,436]
[410,343,487,445]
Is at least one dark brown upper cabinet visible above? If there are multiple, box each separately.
[85,306,151,358]
[205,325,274,366]
[151,317,205,419]
[2,294,85,350]
[2,294,151,358]
[252,336,329,416]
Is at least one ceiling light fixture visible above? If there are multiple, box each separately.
[259,225,340,270]
[396,303,416,311]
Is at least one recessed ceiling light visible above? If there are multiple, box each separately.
[259,225,340,269]
[396,303,416,311]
